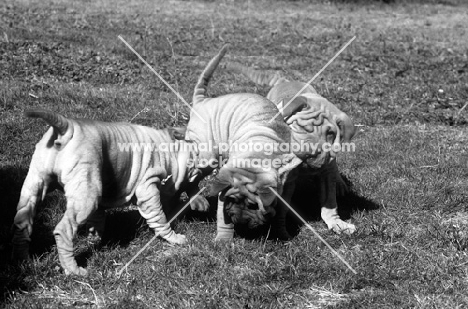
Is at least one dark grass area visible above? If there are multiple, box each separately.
[1,0,468,307]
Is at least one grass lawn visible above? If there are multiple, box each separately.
[1,0,468,307]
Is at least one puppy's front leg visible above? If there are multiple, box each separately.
[136,179,186,245]
[320,161,356,235]
[215,194,234,241]
[335,169,349,197]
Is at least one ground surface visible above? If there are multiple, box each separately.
[1,0,467,308]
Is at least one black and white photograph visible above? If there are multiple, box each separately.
[1,0,467,307]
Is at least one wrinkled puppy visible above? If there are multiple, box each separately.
[186,45,301,240]
[224,62,356,239]
[12,110,203,275]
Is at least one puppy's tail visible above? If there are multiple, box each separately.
[25,109,70,136]
[193,44,229,105]
[223,62,287,87]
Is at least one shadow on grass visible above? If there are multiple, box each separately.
[233,173,380,240]
[0,169,378,304]
[181,172,379,241]
[0,166,29,260]
[0,166,28,304]
[0,168,73,305]
[0,182,213,304]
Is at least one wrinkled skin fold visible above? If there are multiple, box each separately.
[12,110,202,275]
[187,45,301,240]
[223,61,357,239]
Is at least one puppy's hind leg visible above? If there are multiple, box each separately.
[11,164,48,262]
[54,175,102,276]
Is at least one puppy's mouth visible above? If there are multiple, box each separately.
[305,152,332,168]
[224,197,276,228]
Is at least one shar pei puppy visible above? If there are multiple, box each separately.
[223,61,357,240]
[185,45,302,240]
[12,110,204,275]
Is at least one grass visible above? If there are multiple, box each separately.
[1,0,468,307]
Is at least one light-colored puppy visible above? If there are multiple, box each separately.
[12,110,203,275]
[185,45,301,240]
[224,62,356,239]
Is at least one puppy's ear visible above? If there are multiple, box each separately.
[282,96,309,121]
[168,126,187,140]
[336,115,356,143]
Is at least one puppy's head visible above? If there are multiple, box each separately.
[278,97,334,168]
[222,193,276,228]
[299,93,356,143]
[208,154,301,226]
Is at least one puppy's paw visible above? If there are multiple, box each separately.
[328,220,356,235]
[214,231,234,242]
[76,267,88,276]
[64,266,88,276]
[166,233,187,245]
